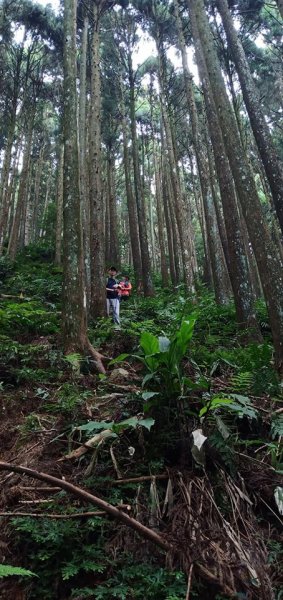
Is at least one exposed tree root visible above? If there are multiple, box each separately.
[85,338,107,374]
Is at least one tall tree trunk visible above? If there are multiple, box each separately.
[119,78,143,286]
[107,151,120,268]
[128,53,154,296]
[160,98,194,291]
[0,140,21,255]
[187,0,283,371]
[30,144,45,242]
[61,0,87,353]
[39,170,52,238]
[201,182,231,305]
[154,152,169,286]
[0,126,17,254]
[216,0,283,236]
[79,13,91,302]
[162,167,177,286]
[166,168,182,284]
[55,145,64,266]
[156,33,194,292]
[89,3,105,317]
[7,114,34,260]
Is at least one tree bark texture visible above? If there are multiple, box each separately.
[187,0,283,371]
[187,8,260,331]
[61,0,87,354]
[119,78,143,285]
[7,113,34,260]
[128,53,154,296]
[79,14,91,301]
[107,151,120,268]
[216,0,283,236]
[89,3,106,317]
[156,33,195,292]
[55,145,64,266]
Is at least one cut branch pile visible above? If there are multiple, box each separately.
[0,461,278,599]
[166,471,275,599]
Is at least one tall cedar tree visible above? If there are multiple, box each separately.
[62,0,105,372]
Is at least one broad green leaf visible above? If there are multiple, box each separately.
[210,397,233,407]
[142,391,159,401]
[176,317,196,354]
[112,416,155,433]
[137,418,155,431]
[140,331,159,356]
[108,353,129,366]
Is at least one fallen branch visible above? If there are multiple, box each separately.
[0,293,27,299]
[113,474,168,484]
[19,500,51,505]
[0,505,131,520]
[0,462,170,551]
[62,429,115,460]
[19,487,61,493]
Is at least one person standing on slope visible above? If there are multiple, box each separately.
[106,266,120,325]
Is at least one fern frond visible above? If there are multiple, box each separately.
[0,564,36,578]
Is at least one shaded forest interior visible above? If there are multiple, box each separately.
[0,0,283,599]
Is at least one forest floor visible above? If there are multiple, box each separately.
[0,248,282,600]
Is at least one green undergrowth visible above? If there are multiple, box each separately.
[1,251,282,599]
[11,514,187,600]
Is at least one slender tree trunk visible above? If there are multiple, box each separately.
[0,125,17,253]
[0,140,21,255]
[202,184,231,305]
[55,145,64,266]
[160,98,194,291]
[61,0,87,353]
[107,151,120,268]
[30,144,45,242]
[119,79,143,286]
[79,14,91,302]
[89,3,105,317]
[128,54,154,296]
[187,0,283,371]
[156,34,195,292]
[162,168,177,286]
[39,170,52,238]
[216,0,283,236]
[166,169,182,284]
[7,114,34,260]
[197,67,260,330]
[154,152,169,286]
